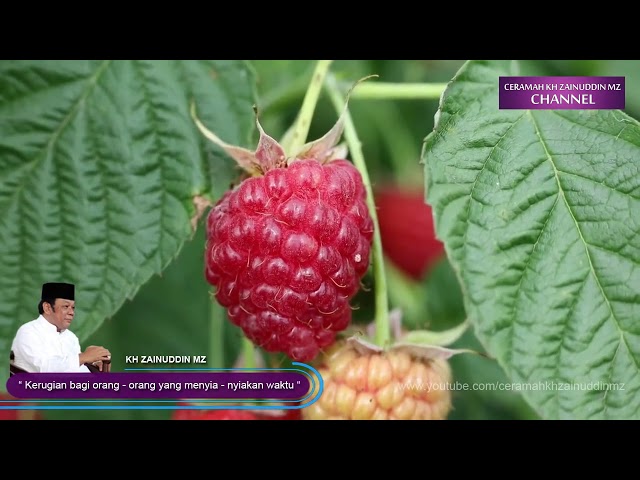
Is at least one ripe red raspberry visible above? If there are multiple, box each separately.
[375,184,444,280]
[205,158,373,362]
[302,342,452,420]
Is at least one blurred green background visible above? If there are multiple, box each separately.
[7,60,640,420]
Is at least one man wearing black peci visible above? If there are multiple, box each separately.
[11,282,111,373]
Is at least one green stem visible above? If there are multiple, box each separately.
[209,291,225,368]
[324,74,391,349]
[242,337,256,370]
[282,60,333,155]
[348,82,448,100]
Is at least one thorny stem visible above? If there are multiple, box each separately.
[348,82,448,100]
[325,73,391,349]
[282,60,334,155]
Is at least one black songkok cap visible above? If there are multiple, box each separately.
[41,282,75,301]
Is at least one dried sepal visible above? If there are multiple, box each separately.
[290,108,346,164]
[254,110,287,172]
[191,101,261,175]
[191,75,377,175]
[291,75,378,165]
[349,308,484,361]
[191,102,289,176]
[346,335,482,361]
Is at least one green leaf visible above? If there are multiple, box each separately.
[423,60,640,419]
[0,60,256,381]
[447,329,540,420]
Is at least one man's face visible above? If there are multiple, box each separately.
[46,298,75,331]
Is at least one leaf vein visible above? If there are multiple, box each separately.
[528,110,640,380]
[550,110,640,149]
[0,61,112,223]
[507,194,560,371]
[461,112,527,262]
[131,60,169,267]
[555,167,640,202]
[459,112,526,377]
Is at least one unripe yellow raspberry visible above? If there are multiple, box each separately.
[303,343,453,420]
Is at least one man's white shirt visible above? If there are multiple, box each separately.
[11,315,90,373]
